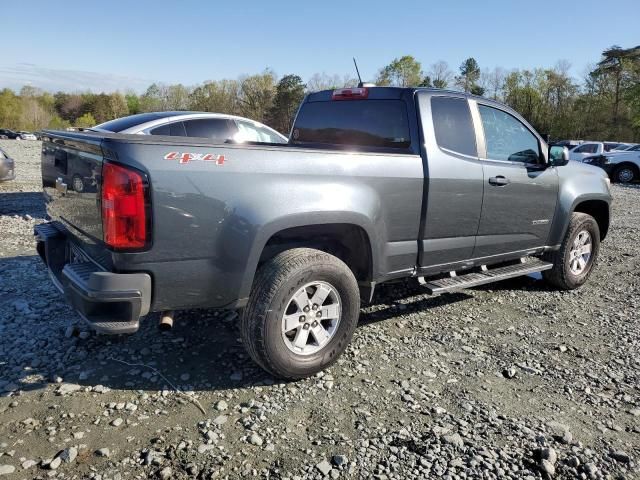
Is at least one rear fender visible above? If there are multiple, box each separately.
[235,211,380,306]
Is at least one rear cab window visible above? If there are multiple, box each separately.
[291,92,413,151]
[430,96,477,157]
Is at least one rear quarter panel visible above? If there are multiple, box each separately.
[105,138,423,310]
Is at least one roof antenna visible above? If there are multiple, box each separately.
[353,57,363,87]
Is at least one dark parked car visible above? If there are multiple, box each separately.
[0,129,20,140]
[0,147,15,181]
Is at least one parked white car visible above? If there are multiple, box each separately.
[568,141,626,161]
[612,143,637,151]
[582,144,640,183]
[17,131,38,140]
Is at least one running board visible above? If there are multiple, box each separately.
[419,258,553,294]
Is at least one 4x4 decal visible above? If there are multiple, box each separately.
[164,152,226,165]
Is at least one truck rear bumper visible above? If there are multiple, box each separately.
[34,222,151,334]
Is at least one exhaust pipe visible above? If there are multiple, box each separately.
[159,310,175,331]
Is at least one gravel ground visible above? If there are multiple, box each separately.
[0,139,639,480]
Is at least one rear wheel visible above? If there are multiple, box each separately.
[543,212,600,290]
[613,164,637,183]
[240,248,360,379]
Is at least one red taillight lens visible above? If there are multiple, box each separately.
[101,162,148,250]
[332,87,369,100]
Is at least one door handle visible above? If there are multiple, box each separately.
[488,175,510,186]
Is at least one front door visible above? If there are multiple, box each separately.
[473,103,558,259]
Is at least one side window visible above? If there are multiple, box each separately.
[478,105,540,163]
[430,96,477,157]
[184,119,239,142]
[150,124,170,136]
[236,121,286,144]
[256,125,286,143]
[236,121,263,142]
[150,122,186,137]
[575,144,597,154]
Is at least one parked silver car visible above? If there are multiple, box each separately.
[92,112,288,144]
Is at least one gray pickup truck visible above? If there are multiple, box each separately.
[35,86,612,379]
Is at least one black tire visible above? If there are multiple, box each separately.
[612,164,637,183]
[240,248,360,379]
[543,212,600,290]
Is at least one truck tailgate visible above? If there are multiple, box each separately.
[41,132,107,262]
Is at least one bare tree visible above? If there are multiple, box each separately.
[307,73,357,92]
[482,67,506,101]
[427,61,453,89]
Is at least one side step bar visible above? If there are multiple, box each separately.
[419,257,553,294]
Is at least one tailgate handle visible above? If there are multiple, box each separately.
[488,175,510,186]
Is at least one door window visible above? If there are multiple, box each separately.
[236,121,286,143]
[573,143,598,154]
[183,119,239,142]
[430,96,477,157]
[150,121,187,136]
[478,105,540,164]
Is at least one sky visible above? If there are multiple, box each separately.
[1,0,638,93]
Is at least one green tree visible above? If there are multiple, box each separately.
[108,93,129,119]
[238,70,277,123]
[0,89,23,129]
[376,56,423,87]
[75,112,96,128]
[456,57,481,93]
[48,115,71,130]
[594,45,640,135]
[125,91,141,114]
[189,80,240,114]
[267,74,306,133]
[138,84,163,112]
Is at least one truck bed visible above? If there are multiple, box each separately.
[40,129,424,312]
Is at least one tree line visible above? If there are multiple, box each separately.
[0,45,638,141]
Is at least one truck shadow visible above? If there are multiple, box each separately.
[0,191,46,218]
[0,254,552,398]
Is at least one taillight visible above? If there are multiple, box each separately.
[332,87,369,100]
[101,162,149,250]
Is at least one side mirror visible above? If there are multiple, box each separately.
[549,145,569,166]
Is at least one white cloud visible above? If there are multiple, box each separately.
[0,63,152,93]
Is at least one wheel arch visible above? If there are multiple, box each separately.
[567,199,611,241]
[236,213,379,307]
[572,198,610,241]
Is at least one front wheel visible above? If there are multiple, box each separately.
[240,248,360,379]
[543,212,600,290]
[613,165,637,183]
